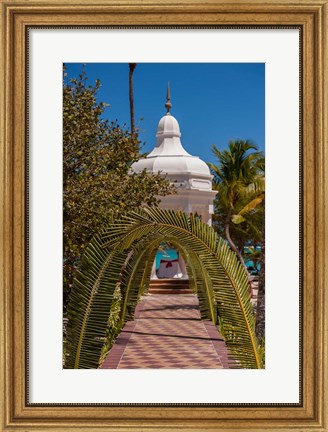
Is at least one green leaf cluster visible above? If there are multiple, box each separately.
[63,68,174,310]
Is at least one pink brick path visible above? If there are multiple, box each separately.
[101,294,234,369]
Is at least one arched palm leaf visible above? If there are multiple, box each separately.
[65,207,263,369]
[119,237,162,325]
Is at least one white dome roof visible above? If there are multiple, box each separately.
[131,153,211,177]
[132,113,212,178]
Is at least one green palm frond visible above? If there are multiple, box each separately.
[65,207,264,369]
[119,237,161,324]
[166,240,217,323]
[65,232,127,369]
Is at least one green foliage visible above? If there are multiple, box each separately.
[99,282,122,366]
[65,208,264,370]
[63,67,174,311]
[208,140,265,266]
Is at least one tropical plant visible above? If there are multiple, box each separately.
[65,207,264,370]
[256,200,265,343]
[209,140,265,272]
[63,67,174,311]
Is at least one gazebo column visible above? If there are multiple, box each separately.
[150,259,158,280]
[178,254,188,279]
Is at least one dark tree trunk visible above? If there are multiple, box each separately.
[225,209,249,275]
[255,200,265,343]
[128,63,137,133]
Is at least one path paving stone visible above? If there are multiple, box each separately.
[101,294,234,369]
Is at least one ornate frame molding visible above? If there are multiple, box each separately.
[1,1,327,430]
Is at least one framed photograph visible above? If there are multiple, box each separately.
[1,1,327,431]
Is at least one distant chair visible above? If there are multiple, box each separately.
[157,259,181,278]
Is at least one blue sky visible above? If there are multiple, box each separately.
[65,63,265,164]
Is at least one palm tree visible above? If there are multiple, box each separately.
[128,63,137,133]
[209,140,265,273]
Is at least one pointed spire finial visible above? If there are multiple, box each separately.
[165,82,172,113]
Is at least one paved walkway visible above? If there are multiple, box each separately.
[101,294,234,369]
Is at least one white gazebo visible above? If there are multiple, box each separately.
[131,85,217,278]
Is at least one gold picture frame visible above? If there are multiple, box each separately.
[1,0,327,430]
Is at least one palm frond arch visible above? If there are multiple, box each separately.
[65,207,264,369]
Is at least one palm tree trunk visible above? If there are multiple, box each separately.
[225,209,249,274]
[255,200,265,342]
[129,63,137,133]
